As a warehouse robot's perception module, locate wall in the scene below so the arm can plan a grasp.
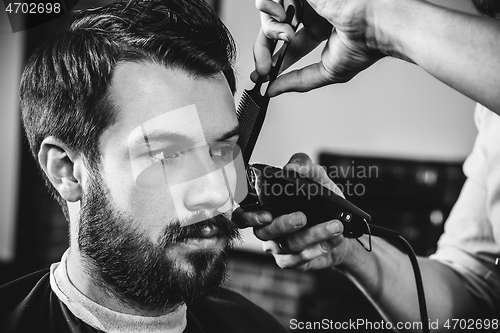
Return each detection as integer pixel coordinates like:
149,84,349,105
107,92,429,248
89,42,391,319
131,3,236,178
0,9,22,262
220,0,479,250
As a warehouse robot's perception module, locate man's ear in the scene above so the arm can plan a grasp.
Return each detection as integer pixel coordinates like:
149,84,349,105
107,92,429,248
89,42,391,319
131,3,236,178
38,137,85,202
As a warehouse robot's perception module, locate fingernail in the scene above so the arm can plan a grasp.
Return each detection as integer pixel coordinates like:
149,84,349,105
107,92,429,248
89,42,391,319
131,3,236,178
278,33,289,42
258,211,272,224
293,213,306,227
328,220,341,234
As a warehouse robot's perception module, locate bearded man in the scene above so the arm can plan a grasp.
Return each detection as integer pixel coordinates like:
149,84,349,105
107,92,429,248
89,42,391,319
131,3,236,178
0,1,293,332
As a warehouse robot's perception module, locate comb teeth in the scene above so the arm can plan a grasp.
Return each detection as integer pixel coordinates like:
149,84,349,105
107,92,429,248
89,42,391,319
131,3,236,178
236,5,299,165
236,90,261,160
236,90,253,117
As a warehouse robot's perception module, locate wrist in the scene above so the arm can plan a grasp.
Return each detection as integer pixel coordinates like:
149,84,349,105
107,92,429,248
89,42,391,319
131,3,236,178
367,0,422,62
336,235,389,295
336,236,372,275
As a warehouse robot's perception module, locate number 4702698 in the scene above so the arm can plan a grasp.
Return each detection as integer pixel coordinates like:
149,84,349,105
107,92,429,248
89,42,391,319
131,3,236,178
444,318,499,330
5,2,61,14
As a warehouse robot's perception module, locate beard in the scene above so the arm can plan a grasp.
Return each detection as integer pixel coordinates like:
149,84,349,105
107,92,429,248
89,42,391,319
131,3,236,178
77,169,241,312
471,0,500,18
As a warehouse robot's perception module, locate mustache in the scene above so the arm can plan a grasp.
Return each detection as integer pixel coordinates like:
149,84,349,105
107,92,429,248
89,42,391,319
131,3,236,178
159,213,240,245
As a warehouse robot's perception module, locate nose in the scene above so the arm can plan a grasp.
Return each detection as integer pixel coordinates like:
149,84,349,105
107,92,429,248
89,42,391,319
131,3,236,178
183,152,232,212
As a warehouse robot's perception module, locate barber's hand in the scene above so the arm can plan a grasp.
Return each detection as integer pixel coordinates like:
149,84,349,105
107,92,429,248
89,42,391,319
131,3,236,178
232,153,357,271
252,0,384,97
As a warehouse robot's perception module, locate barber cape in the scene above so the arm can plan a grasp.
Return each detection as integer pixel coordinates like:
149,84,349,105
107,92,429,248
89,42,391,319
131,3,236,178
0,260,287,333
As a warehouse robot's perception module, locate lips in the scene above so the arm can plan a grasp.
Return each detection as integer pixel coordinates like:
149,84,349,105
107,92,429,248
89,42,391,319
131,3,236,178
198,224,218,238
177,224,223,250
178,222,220,242
160,214,238,247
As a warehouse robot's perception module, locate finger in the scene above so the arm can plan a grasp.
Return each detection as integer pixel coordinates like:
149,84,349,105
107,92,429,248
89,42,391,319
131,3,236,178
282,220,343,251
258,0,332,79
254,0,297,77
269,232,345,266
255,0,286,21
283,152,314,176
260,10,296,41
285,152,313,167
275,235,345,270
325,179,345,198
283,153,325,192
253,211,306,241
254,23,296,77
253,28,276,77
267,61,333,97
299,234,345,261
262,239,281,255
250,70,268,83
252,40,297,82
232,207,273,228
302,162,345,198
283,153,346,199
251,24,325,82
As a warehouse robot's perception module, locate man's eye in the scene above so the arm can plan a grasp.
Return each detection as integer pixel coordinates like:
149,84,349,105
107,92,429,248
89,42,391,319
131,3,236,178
151,147,183,164
210,142,238,162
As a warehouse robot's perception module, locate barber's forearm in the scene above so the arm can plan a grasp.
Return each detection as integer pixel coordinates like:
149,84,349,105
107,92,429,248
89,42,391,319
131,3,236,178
338,237,423,325
338,237,485,330
373,0,500,113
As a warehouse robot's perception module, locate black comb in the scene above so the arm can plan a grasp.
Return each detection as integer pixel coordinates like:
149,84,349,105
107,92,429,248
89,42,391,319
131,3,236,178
236,4,300,165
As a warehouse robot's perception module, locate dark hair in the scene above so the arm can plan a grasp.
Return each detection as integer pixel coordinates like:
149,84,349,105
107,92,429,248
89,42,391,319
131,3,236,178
20,0,237,216
471,0,500,18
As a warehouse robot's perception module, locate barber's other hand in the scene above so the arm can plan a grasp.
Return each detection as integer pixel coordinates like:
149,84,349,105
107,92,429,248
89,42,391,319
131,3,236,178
232,153,357,271
253,0,384,97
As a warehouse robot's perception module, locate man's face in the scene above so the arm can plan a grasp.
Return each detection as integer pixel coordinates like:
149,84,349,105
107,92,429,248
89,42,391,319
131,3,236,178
78,62,245,310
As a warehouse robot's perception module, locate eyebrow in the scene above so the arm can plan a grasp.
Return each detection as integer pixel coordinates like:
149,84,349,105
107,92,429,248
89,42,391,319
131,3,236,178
215,125,240,142
138,130,196,146
131,125,240,147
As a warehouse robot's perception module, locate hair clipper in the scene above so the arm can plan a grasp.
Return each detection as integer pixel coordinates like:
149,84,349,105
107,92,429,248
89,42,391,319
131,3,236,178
239,163,371,238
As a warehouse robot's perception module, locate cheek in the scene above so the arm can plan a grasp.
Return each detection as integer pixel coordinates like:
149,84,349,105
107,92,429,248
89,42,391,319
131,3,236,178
130,187,177,225
102,162,178,235
226,152,248,204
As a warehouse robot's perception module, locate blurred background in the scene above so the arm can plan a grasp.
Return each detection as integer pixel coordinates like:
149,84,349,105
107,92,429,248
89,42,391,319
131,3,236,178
0,0,478,331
